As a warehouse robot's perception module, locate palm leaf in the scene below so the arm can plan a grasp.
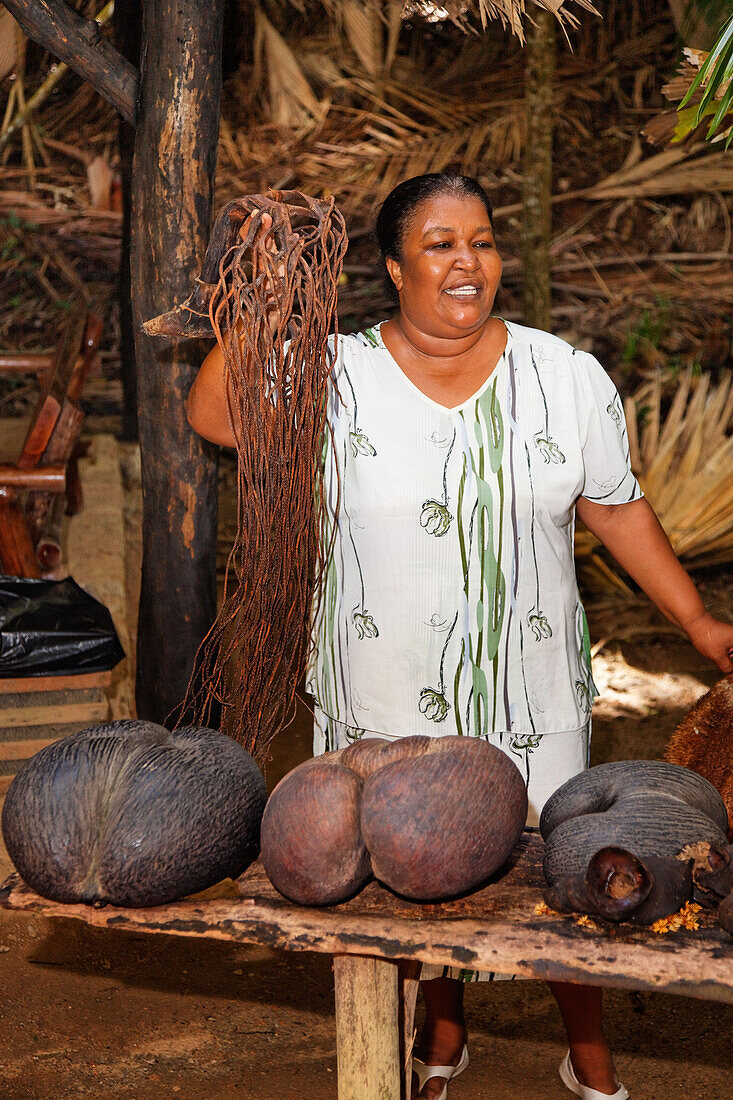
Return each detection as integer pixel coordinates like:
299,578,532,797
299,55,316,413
679,13,733,146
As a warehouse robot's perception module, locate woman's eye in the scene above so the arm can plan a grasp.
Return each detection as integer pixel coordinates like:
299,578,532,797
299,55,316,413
475,240,494,249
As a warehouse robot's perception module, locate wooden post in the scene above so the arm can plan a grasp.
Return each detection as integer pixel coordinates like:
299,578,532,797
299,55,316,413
521,9,556,331
130,0,224,724
113,0,141,443
399,960,421,1099
333,954,401,1100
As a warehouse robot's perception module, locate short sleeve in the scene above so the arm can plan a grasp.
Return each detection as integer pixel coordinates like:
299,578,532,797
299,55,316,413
574,351,643,505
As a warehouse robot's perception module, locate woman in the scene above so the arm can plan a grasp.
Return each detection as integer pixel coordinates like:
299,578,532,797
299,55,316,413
187,173,733,1100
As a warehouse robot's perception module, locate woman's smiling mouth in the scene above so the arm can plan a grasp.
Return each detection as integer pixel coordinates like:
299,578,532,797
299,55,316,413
445,286,481,299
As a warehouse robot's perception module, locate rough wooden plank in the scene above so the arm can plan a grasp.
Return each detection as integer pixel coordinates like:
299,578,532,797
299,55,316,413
399,961,421,1099
0,721,105,745
0,701,108,729
2,835,732,1003
334,955,401,1100
0,736,77,762
0,688,104,709
0,671,112,694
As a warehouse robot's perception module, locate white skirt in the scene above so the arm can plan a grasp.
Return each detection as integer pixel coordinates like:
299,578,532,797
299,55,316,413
312,714,591,983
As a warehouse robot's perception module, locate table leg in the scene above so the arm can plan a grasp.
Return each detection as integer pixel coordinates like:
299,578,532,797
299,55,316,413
334,953,401,1100
399,960,421,1098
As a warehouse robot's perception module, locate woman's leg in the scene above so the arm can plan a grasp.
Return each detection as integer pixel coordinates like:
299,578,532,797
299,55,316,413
412,978,467,1100
550,981,621,1094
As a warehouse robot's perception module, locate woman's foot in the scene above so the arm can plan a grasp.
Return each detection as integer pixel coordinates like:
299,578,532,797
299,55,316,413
549,982,623,1096
566,1043,623,1095
411,1020,468,1100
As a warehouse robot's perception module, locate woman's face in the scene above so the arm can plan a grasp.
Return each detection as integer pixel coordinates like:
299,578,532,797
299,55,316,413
386,191,502,339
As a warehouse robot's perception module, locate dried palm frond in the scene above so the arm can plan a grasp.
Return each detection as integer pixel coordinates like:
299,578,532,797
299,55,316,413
339,0,386,75
576,370,733,594
296,111,524,215
222,62,528,219
408,0,599,40
586,146,733,198
253,5,328,130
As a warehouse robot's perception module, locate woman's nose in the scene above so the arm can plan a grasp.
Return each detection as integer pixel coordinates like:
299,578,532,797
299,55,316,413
454,244,478,268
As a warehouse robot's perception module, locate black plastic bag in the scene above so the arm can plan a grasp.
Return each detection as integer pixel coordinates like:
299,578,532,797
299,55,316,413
0,576,125,677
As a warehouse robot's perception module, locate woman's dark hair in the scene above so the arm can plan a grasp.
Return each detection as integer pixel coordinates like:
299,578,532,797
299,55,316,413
375,173,493,264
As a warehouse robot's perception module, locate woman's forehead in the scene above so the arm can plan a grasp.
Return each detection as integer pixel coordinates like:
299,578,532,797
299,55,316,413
407,192,492,237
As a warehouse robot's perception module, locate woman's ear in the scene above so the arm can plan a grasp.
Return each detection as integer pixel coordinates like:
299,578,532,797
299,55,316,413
385,256,403,293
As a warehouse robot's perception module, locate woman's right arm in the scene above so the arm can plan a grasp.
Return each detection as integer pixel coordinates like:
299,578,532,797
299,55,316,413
186,341,237,448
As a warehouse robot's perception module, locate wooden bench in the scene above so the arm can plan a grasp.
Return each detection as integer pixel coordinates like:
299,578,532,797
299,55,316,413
2,833,731,1099
0,311,102,576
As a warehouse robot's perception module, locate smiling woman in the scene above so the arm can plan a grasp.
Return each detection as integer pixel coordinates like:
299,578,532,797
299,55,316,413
185,173,733,1100
377,181,506,409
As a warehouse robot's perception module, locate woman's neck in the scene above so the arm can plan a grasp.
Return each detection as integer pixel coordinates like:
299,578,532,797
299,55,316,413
380,315,508,408
391,314,490,367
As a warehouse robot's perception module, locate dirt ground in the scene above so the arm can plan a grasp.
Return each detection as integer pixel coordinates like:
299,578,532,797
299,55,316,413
1,452,731,1099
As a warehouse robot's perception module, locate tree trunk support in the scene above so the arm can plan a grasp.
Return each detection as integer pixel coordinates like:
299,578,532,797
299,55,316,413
130,0,224,724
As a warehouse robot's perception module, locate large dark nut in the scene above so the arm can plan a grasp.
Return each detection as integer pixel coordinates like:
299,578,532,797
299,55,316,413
544,846,694,926
1,720,267,907
260,759,372,905
540,760,728,885
360,737,527,900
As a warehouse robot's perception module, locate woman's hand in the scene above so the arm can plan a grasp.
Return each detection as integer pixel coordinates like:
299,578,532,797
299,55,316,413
683,612,733,676
187,206,288,447
240,210,287,323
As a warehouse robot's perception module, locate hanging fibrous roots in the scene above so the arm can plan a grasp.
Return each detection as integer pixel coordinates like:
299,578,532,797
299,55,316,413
144,191,348,762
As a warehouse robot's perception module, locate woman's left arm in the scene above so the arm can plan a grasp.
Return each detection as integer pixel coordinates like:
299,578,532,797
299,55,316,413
576,495,733,675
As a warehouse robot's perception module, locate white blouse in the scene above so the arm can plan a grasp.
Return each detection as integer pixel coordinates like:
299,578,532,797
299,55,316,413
306,320,641,752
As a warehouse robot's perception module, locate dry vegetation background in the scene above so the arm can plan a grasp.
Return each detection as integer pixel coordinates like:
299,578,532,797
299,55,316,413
1,0,732,599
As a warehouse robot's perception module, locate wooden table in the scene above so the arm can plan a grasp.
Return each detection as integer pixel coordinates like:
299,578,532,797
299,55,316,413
2,833,732,1099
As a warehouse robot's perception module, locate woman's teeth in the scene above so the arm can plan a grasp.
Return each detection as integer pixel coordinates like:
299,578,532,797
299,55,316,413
445,287,479,297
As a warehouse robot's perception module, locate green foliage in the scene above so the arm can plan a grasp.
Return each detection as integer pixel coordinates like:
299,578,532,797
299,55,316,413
622,296,672,363
679,13,733,148
1,235,20,261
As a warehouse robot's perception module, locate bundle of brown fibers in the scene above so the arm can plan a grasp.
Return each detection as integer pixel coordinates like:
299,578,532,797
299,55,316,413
144,191,348,762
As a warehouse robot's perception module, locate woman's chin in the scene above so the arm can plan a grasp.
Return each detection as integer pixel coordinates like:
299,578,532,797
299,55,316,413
439,298,490,330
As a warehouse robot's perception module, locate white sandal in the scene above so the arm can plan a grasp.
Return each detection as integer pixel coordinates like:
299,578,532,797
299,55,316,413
559,1050,629,1100
412,1044,469,1100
